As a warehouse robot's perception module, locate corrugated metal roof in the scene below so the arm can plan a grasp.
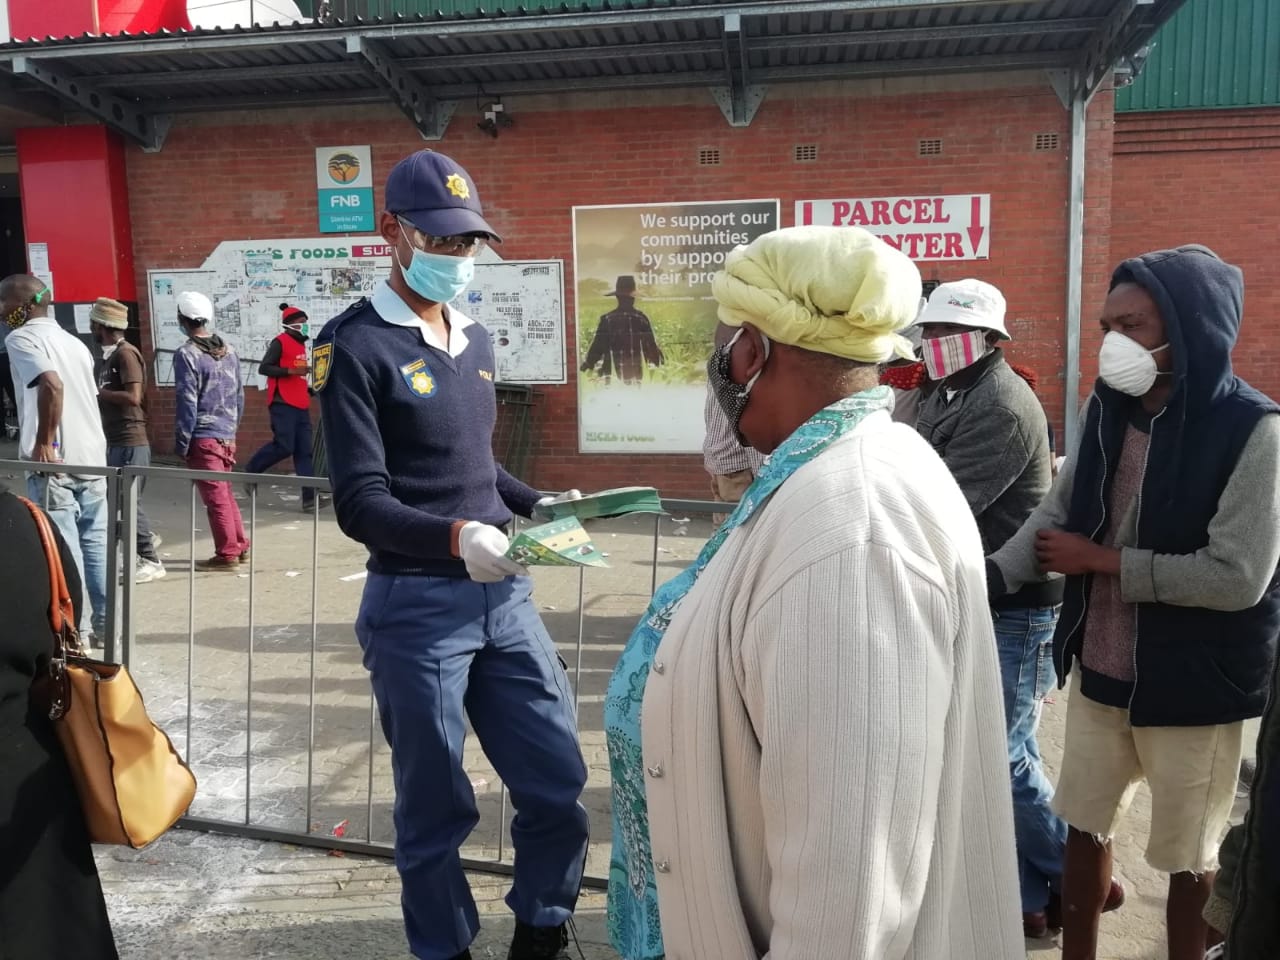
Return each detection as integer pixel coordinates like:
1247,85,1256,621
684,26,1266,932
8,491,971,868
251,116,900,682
1116,0,1280,111
0,1,1188,143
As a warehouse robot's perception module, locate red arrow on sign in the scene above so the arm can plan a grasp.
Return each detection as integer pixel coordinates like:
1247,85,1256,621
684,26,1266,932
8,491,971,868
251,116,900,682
967,196,985,255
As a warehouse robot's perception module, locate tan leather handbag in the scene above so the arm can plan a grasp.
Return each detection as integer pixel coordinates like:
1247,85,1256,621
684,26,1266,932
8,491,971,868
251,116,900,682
22,496,197,848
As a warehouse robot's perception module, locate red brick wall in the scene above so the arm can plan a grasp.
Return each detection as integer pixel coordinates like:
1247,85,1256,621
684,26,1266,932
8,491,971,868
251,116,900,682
1111,108,1280,401
127,77,1114,496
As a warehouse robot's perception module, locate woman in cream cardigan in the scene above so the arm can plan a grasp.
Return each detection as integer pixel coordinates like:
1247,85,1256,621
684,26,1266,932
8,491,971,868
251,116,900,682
604,226,1024,960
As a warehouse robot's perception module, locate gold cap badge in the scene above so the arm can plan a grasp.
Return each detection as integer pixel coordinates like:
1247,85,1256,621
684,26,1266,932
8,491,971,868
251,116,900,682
445,174,470,200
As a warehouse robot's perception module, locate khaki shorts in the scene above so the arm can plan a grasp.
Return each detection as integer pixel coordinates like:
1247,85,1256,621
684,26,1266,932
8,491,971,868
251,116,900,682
710,469,753,503
1053,683,1243,874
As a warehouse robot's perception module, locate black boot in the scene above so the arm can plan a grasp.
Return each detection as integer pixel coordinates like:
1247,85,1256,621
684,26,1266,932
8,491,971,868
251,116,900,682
507,921,569,960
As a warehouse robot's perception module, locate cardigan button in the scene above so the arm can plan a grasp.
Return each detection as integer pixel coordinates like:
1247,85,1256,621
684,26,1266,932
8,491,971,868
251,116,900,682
655,859,671,873
651,660,666,674
647,762,664,778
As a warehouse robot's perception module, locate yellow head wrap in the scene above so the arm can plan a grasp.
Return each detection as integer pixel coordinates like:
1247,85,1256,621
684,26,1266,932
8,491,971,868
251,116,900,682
711,225,923,363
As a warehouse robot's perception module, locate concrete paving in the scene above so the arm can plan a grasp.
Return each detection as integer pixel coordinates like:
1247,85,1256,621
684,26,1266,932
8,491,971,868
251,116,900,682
0,448,1257,959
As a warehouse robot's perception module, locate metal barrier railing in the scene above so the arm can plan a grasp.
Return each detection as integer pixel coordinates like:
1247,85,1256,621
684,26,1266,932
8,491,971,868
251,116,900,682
0,456,723,889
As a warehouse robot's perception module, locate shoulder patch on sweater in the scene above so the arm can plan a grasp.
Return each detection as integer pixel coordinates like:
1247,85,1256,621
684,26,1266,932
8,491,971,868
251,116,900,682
311,298,369,392
311,343,333,392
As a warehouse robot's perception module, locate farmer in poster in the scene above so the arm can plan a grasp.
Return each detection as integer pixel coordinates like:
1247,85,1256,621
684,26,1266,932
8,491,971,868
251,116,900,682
580,276,664,384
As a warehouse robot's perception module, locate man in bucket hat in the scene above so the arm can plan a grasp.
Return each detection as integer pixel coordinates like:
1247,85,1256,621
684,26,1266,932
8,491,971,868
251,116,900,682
915,279,1123,936
91,297,165,583
314,150,589,960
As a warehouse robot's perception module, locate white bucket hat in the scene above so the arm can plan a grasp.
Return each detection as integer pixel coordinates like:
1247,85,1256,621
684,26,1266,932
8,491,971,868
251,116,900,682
918,279,1009,340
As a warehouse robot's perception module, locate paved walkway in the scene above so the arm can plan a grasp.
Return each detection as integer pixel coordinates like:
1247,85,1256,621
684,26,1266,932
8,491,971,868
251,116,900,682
2,450,1254,959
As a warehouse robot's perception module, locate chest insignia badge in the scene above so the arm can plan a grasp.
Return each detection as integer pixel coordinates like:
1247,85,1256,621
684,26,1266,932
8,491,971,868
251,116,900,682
400,358,437,397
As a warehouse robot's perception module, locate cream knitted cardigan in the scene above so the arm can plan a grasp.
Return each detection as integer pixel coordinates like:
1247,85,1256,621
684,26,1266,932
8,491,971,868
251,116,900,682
640,412,1023,960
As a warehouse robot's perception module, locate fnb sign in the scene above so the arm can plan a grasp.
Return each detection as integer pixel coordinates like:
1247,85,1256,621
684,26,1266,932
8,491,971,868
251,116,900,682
796,194,991,261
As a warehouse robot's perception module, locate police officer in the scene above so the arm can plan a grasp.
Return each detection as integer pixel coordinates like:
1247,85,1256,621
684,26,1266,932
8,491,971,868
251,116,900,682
313,150,589,960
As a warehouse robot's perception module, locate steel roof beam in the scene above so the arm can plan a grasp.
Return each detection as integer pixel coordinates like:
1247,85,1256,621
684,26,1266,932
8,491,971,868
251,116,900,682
714,13,766,127
0,2,1115,60
141,50,1075,114
1076,0,1153,101
71,16,1105,90
9,54,169,150
345,35,455,141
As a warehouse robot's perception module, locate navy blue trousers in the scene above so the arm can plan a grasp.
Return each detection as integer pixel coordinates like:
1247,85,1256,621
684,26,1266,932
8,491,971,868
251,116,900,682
246,402,316,502
356,573,590,960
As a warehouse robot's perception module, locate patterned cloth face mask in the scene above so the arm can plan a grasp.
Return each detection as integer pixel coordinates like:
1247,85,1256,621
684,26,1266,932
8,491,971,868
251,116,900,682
5,288,45,330
922,329,988,381
706,328,770,446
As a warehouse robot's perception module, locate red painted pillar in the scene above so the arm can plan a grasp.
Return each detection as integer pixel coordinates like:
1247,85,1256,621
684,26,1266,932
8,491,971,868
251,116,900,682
16,125,136,301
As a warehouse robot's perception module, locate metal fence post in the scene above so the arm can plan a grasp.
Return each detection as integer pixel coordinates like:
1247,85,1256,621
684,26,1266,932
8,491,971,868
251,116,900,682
186,482,197,761
118,468,139,666
103,470,122,662
245,487,257,826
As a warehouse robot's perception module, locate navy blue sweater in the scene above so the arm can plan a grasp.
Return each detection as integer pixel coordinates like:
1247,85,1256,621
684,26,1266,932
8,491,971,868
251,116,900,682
314,293,541,577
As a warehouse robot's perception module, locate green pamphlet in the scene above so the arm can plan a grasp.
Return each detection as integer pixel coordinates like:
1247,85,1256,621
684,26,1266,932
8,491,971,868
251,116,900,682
547,486,664,521
505,517,609,568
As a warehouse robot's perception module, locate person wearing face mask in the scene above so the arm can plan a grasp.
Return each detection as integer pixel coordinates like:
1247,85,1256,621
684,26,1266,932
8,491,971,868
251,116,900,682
702,320,766,523
312,150,589,960
914,279,1107,938
605,226,1023,960
877,312,932,425
989,246,1280,960
173,290,250,572
2,274,109,647
92,297,165,584
244,303,323,513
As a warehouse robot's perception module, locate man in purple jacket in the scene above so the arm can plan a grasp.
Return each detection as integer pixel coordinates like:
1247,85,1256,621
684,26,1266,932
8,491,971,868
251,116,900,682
173,291,249,570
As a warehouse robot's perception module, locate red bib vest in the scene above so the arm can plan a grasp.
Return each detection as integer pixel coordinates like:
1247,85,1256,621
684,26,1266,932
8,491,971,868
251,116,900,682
268,332,310,409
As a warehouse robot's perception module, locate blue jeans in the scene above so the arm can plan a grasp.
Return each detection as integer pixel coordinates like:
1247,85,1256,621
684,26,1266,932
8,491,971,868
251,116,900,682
107,444,159,562
356,573,590,960
246,403,316,504
993,604,1068,913
27,473,109,638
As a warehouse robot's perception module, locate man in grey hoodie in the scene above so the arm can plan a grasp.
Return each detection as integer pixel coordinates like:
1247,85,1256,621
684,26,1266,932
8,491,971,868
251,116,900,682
989,246,1280,960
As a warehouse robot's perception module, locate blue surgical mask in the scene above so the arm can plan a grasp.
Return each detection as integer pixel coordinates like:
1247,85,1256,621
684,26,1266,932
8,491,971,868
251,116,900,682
395,221,475,304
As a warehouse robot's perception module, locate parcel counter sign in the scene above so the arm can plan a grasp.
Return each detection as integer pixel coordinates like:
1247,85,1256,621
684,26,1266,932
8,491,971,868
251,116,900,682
797,194,991,261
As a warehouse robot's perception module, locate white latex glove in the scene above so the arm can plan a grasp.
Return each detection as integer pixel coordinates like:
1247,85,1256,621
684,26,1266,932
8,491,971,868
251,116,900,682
534,489,582,520
457,522,527,583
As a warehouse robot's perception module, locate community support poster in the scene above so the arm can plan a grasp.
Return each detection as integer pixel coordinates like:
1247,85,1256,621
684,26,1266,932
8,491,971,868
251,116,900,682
572,200,779,454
